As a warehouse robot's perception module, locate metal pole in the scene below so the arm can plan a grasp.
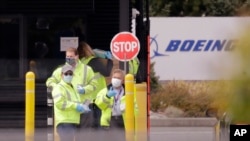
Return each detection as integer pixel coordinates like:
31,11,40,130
25,71,35,141
119,0,130,73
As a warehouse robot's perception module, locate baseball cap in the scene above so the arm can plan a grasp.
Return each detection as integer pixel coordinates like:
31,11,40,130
61,64,73,73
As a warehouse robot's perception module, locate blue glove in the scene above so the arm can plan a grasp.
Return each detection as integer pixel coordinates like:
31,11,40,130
77,85,85,94
82,104,91,113
76,104,91,113
76,104,85,113
105,51,112,59
107,90,117,97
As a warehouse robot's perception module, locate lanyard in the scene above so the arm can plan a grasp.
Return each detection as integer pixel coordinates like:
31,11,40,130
113,87,123,104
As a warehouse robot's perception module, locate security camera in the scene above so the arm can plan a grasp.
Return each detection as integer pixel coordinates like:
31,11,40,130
132,8,140,19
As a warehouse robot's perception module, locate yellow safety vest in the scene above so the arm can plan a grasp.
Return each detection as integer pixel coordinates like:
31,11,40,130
52,80,82,127
129,57,140,76
80,57,107,100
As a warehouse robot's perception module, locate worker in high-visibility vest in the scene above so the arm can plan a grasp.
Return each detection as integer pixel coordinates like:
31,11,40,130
52,64,91,141
94,69,138,141
128,57,140,77
77,41,113,129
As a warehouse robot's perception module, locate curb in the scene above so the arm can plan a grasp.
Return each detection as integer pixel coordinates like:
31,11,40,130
150,117,218,127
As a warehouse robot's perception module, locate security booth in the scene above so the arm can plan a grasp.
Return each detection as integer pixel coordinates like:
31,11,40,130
0,0,149,136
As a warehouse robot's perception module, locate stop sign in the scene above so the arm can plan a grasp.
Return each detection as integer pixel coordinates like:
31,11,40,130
110,31,140,61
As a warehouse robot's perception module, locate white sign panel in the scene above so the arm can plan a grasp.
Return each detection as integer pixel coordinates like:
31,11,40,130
60,37,79,51
150,17,250,80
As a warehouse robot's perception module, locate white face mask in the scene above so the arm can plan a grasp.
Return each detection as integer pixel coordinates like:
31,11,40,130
63,75,73,83
111,78,122,88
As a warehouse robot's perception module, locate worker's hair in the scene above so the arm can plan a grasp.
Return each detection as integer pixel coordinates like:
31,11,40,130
77,41,95,59
112,69,125,78
66,47,78,55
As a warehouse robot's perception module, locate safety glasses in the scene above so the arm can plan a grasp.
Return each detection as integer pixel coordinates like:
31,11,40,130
64,72,73,76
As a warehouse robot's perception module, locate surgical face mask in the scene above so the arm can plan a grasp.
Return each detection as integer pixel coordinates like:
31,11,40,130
111,78,122,88
66,58,76,66
63,75,73,83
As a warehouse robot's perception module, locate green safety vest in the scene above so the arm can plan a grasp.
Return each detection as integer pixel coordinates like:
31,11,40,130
80,57,107,99
52,80,81,127
129,57,140,76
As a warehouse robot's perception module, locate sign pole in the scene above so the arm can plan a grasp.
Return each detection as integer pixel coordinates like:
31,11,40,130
124,53,127,73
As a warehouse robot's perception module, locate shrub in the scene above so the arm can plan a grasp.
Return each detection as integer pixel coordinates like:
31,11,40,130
150,80,231,117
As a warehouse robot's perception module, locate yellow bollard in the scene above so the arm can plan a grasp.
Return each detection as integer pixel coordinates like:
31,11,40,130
125,74,135,141
215,120,220,141
25,71,35,141
135,83,147,141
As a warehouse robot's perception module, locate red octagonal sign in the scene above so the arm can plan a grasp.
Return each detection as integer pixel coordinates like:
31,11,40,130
110,31,140,61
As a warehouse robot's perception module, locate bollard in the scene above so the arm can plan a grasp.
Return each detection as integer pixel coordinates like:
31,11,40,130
135,83,147,141
125,74,135,141
25,71,35,141
215,120,220,141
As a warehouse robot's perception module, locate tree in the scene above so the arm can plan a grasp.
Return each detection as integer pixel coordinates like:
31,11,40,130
149,0,250,17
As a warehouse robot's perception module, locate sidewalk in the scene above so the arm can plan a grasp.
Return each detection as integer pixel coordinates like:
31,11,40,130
150,117,218,127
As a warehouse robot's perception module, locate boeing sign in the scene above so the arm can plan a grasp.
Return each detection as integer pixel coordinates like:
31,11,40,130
165,39,237,52
150,17,250,80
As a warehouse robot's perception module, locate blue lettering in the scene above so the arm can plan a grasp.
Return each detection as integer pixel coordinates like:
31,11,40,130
180,40,194,51
166,40,181,51
212,40,226,51
165,39,236,52
194,40,206,51
204,40,213,51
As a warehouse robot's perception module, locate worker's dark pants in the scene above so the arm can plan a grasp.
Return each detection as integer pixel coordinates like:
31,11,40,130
57,123,77,141
91,103,101,129
97,116,125,141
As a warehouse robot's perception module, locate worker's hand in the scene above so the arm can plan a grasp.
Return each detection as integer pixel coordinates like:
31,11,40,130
77,85,85,94
76,104,85,113
105,51,112,59
107,90,117,98
76,104,91,113
82,104,91,113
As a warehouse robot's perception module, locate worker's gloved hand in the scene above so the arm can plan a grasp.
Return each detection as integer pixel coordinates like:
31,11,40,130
105,51,112,59
76,104,91,113
82,104,91,113
76,104,85,113
77,85,85,94
107,90,117,98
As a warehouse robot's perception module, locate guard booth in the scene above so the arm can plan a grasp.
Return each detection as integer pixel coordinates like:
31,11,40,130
0,0,149,133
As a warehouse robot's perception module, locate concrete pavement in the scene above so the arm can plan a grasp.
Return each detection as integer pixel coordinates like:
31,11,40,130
0,117,220,141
